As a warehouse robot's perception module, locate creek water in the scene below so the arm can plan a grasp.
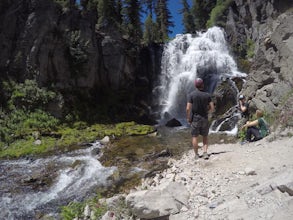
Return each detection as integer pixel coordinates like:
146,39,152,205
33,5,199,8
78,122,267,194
0,142,116,219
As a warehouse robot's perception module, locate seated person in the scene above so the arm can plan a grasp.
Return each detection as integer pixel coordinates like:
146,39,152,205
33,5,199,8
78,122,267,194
241,109,269,142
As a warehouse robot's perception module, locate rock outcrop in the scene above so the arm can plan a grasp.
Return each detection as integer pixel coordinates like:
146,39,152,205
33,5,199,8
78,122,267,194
0,0,161,122
225,0,293,117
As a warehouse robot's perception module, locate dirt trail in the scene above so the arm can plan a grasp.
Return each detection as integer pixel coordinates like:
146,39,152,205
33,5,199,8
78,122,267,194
144,129,293,219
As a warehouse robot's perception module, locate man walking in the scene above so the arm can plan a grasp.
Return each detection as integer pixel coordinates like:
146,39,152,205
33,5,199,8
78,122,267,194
186,78,214,160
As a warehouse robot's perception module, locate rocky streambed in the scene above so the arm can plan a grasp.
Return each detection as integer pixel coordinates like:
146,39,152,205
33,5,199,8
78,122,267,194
0,125,237,219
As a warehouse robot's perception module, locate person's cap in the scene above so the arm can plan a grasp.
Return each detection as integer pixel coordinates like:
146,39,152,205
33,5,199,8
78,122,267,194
194,78,204,88
239,95,245,100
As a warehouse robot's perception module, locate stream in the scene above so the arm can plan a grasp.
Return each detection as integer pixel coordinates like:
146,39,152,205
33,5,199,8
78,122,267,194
0,126,237,219
0,142,116,219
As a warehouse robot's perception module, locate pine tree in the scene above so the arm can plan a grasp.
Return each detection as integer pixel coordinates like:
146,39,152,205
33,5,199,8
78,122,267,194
122,0,142,43
143,14,159,44
180,0,195,33
144,0,156,17
192,0,216,30
155,0,174,42
97,0,117,30
116,0,123,25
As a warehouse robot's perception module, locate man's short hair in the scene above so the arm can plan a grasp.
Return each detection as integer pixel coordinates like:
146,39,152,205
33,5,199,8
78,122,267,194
195,78,204,89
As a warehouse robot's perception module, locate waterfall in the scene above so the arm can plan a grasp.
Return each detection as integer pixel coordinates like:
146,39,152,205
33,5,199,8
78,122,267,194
154,27,246,126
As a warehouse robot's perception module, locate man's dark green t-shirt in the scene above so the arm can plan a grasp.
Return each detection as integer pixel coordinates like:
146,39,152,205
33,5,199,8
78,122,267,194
188,90,212,119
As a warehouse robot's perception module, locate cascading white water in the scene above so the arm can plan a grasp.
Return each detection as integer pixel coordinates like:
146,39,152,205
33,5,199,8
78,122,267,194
155,27,246,125
0,142,117,219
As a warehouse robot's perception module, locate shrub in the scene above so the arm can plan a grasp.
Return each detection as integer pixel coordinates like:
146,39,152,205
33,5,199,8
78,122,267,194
61,201,85,220
206,0,233,28
60,195,107,220
5,79,56,111
246,38,255,58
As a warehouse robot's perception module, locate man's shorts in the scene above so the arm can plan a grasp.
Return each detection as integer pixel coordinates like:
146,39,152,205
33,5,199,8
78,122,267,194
191,115,209,137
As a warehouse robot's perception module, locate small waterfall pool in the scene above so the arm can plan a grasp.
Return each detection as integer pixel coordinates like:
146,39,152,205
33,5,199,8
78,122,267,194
0,142,116,219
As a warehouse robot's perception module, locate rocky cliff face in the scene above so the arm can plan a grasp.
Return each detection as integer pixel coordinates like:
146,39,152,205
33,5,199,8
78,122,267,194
225,0,293,122
1,0,292,125
0,0,161,123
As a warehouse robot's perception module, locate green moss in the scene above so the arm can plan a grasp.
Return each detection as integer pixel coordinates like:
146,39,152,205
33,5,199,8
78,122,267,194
0,122,155,159
0,137,56,158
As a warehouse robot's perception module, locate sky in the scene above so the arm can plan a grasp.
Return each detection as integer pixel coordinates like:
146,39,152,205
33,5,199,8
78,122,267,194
168,0,193,37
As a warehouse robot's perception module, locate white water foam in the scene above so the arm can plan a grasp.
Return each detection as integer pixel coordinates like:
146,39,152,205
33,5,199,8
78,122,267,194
0,141,116,219
155,27,246,124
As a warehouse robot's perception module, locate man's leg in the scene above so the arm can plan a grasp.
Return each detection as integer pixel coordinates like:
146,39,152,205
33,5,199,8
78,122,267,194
202,135,208,153
191,120,200,159
201,118,209,159
192,136,199,156
202,135,209,159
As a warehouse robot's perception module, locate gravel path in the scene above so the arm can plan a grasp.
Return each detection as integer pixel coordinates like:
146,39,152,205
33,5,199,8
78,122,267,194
140,130,293,219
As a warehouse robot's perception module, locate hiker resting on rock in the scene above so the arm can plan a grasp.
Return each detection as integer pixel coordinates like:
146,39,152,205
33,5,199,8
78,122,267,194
186,78,214,160
241,109,269,142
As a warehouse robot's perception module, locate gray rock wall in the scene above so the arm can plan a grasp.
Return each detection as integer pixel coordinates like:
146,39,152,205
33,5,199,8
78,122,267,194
225,0,293,118
0,0,161,122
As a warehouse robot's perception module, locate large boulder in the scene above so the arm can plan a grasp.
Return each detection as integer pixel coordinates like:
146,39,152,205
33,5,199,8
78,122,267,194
125,182,190,219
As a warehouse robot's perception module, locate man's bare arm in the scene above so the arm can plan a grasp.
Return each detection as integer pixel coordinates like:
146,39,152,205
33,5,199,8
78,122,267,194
186,102,192,123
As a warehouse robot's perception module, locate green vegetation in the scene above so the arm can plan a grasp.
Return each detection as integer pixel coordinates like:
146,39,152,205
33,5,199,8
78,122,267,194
143,14,159,45
180,0,195,33
246,38,255,58
192,0,216,30
61,195,107,220
0,80,155,159
238,58,251,73
0,120,155,159
0,79,60,146
65,30,89,78
206,0,233,28
61,201,85,220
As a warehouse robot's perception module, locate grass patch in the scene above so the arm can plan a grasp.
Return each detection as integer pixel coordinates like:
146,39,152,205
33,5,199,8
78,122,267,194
61,194,107,220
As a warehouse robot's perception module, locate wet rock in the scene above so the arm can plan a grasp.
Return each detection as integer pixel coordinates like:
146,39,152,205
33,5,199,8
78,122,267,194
100,136,110,145
71,160,82,169
165,118,182,127
84,204,90,218
91,148,101,155
34,140,42,145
